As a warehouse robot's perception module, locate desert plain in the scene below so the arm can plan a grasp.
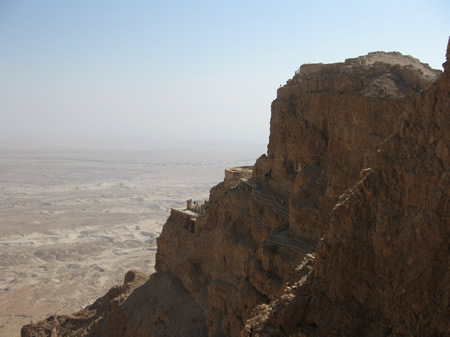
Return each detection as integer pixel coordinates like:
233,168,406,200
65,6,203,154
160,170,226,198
0,146,258,337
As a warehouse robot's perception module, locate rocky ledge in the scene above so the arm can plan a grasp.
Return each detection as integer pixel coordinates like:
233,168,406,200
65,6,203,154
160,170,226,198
22,39,449,337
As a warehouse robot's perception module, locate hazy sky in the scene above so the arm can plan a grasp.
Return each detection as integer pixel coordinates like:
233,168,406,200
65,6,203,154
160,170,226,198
0,1,449,149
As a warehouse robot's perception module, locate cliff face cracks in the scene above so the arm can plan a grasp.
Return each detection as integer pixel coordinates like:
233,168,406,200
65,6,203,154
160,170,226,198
22,40,449,337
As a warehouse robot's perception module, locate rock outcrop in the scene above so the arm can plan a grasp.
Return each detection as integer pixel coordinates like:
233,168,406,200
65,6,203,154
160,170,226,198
22,40,448,337
243,41,449,337
253,51,440,246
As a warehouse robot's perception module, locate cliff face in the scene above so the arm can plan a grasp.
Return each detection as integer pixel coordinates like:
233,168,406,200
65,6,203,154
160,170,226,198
22,41,448,337
243,41,449,336
253,52,440,245
309,43,449,336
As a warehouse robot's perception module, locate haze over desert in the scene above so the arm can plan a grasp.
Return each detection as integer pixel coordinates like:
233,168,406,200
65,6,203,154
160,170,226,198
1,1,448,336
0,146,260,336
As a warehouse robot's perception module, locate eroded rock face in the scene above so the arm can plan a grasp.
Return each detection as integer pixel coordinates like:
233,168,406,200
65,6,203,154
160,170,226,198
310,41,449,337
21,42,448,337
243,40,449,337
156,184,308,337
254,52,440,245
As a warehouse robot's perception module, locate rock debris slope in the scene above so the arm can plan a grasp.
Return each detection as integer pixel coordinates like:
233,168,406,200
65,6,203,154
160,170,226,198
22,40,448,337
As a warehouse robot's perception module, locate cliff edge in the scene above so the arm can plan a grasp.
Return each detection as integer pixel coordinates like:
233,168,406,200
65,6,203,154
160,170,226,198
243,40,449,337
22,40,448,337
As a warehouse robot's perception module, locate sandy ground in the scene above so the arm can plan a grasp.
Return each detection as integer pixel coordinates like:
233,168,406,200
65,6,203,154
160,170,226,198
0,147,258,337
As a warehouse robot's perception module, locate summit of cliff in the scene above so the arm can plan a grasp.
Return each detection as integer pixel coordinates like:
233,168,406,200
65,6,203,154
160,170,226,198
291,51,440,99
255,48,442,247
22,40,449,337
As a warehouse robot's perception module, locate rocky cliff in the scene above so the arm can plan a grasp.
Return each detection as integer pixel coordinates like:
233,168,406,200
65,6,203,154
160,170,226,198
254,51,440,246
22,40,448,337
243,42,449,337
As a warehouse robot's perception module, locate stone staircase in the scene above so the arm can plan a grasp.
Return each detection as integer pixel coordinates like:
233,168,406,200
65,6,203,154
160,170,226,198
240,178,315,254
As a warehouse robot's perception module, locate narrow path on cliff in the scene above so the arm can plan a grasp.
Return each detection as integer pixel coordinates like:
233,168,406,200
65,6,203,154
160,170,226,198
241,178,315,254
267,228,315,253
241,179,288,216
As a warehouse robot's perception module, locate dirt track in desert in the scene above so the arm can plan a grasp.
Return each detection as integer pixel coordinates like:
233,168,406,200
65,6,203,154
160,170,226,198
0,147,258,337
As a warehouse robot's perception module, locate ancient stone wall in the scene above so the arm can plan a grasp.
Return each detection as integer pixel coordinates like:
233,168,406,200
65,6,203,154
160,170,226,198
224,166,253,189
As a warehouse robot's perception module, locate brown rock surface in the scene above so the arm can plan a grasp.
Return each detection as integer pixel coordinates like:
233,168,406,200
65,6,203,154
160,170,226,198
22,270,207,337
253,51,440,245
21,41,449,337
243,40,449,336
